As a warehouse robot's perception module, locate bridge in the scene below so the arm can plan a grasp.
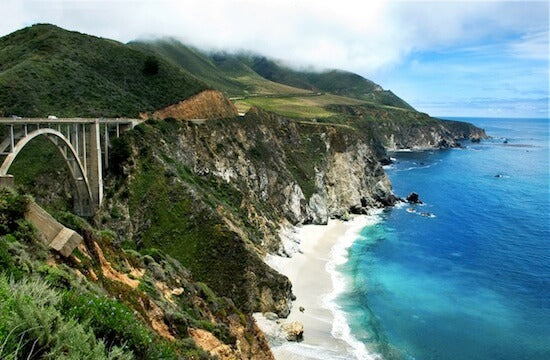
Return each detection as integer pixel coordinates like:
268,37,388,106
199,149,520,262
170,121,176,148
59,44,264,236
0,118,141,216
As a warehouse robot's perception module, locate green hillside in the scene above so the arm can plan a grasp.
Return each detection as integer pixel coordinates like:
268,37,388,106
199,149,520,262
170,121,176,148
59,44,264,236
0,24,207,117
131,40,310,97
243,55,415,110
129,38,413,111
129,39,246,96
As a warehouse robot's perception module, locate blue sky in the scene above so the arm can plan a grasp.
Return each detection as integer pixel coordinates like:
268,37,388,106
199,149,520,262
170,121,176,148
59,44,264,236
0,0,548,118
375,22,549,118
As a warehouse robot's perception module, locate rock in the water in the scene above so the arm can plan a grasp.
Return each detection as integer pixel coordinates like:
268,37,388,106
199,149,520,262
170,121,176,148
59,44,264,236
299,306,305,313
282,322,304,342
471,138,481,143
406,192,422,204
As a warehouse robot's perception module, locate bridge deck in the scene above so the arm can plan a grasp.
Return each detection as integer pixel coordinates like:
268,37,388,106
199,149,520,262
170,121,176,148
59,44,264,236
0,117,142,125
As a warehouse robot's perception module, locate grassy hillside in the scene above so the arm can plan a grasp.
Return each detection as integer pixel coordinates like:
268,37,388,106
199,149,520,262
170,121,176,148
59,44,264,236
242,55,415,110
0,24,207,117
131,40,310,97
129,39,246,96
233,93,368,118
128,39,413,111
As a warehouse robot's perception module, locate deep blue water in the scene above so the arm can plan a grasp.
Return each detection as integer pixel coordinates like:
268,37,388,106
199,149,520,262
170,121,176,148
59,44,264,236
340,117,550,359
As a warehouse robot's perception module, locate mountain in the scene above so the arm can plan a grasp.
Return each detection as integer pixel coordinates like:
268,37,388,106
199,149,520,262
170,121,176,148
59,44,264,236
240,55,415,110
129,38,413,110
130,39,311,97
0,24,207,117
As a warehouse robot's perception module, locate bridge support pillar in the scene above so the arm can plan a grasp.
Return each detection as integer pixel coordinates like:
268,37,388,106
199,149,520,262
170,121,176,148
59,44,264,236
0,174,14,188
87,121,103,210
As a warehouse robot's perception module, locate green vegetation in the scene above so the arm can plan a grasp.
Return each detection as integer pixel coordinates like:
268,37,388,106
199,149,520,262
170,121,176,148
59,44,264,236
0,24,207,117
235,93,367,119
131,40,310,97
241,55,414,110
128,38,413,111
0,188,273,359
0,276,133,360
9,136,74,212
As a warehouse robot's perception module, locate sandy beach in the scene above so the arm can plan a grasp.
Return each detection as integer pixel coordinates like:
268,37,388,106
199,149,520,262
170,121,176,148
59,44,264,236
255,216,382,360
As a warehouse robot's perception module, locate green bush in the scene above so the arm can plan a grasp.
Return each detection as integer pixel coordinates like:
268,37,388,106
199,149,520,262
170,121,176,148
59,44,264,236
143,56,160,76
0,276,132,360
0,188,30,236
61,291,176,358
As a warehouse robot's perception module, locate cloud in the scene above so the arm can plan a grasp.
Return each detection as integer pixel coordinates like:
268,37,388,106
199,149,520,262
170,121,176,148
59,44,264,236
0,0,547,75
0,0,548,117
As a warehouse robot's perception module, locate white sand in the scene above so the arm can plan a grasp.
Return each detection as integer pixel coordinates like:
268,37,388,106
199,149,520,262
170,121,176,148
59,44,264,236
255,216,382,360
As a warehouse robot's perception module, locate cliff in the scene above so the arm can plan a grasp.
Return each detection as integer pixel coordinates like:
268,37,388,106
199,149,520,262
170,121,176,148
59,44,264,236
327,104,488,153
98,108,397,319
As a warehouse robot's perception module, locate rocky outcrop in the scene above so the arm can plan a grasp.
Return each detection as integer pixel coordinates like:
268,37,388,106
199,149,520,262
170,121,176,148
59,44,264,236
406,192,421,204
151,90,239,120
282,322,304,342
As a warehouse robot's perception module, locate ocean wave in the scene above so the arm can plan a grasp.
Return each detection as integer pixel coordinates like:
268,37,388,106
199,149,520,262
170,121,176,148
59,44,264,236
394,163,437,172
273,342,351,360
323,213,384,360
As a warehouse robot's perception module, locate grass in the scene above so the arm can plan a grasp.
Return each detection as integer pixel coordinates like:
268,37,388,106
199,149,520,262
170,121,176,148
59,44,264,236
234,93,367,118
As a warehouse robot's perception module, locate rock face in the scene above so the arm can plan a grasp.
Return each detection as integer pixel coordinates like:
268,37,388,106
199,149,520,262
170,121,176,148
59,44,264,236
327,104,488,152
151,90,239,120
102,107,396,317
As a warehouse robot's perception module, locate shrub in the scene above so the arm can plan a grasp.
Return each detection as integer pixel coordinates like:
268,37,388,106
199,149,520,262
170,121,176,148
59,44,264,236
0,276,132,360
143,56,160,76
61,290,176,358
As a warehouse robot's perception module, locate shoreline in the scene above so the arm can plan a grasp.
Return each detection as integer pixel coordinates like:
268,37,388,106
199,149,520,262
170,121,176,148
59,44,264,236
255,215,382,360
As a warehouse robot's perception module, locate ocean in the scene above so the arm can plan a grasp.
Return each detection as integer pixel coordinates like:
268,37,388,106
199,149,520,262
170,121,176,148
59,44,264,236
337,117,550,359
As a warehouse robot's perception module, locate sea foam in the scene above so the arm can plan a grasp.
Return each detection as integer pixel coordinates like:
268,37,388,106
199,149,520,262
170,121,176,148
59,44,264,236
323,213,384,360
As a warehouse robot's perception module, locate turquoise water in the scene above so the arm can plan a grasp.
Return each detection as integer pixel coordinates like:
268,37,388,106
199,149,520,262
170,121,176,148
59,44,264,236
340,118,550,359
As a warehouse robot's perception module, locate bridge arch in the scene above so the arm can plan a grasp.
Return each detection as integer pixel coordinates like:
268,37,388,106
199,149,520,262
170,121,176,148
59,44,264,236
0,128,94,215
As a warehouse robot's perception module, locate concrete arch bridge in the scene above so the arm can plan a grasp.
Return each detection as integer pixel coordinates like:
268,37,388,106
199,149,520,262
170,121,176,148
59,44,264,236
0,118,141,216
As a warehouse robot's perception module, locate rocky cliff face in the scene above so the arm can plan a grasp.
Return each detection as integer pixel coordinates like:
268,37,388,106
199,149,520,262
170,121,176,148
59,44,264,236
101,108,397,317
373,118,487,151
328,104,488,153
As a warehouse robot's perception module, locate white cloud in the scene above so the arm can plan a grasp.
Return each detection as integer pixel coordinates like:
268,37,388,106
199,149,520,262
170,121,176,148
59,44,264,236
0,0,547,75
